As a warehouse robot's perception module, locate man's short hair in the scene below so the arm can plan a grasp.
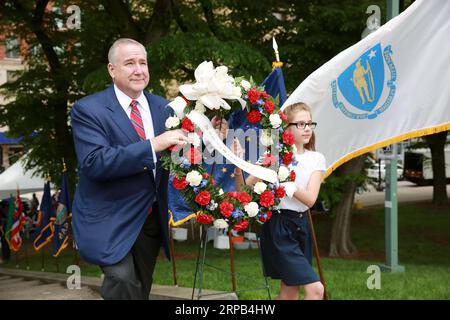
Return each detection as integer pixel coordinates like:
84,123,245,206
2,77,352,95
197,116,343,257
108,38,147,65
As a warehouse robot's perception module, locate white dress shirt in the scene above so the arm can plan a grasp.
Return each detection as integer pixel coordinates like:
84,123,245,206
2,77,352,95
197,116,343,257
278,150,326,212
114,85,157,178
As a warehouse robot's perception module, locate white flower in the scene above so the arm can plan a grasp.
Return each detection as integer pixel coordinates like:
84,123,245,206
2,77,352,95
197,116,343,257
280,182,297,198
168,96,187,119
213,219,229,229
165,116,180,129
187,132,201,147
194,101,206,113
219,188,224,195
269,114,282,128
260,130,274,147
254,181,267,195
278,166,290,182
240,80,251,91
186,170,203,186
179,61,246,111
244,202,259,217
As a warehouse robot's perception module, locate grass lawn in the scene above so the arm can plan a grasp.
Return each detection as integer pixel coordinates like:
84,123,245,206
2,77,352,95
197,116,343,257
2,201,449,299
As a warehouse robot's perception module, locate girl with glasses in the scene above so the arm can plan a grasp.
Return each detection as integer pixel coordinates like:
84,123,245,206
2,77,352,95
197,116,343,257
233,102,326,300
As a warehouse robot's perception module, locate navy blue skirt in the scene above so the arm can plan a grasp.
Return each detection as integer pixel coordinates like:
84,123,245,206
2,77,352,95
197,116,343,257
260,209,319,286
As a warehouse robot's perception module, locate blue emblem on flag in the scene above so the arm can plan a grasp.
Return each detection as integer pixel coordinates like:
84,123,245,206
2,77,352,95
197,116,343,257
331,43,397,120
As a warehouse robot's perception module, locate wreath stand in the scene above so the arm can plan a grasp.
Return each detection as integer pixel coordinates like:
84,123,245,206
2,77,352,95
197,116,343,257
191,224,271,300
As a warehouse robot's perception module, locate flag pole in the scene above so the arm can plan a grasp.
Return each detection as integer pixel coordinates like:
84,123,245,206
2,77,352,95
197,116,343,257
24,240,30,270
168,225,178,286
41,249,45,271
307,210,328,300
227,231,237,292
55,256,59,273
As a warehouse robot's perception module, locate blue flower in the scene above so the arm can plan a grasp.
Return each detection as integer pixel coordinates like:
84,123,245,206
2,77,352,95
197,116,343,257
231,209,244,219
200,179,208,188
180,157,191,169
257,99,264,106
193,187,200,194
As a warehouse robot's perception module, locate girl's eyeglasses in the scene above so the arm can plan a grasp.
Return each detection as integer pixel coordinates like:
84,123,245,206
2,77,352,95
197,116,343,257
289,121,317,130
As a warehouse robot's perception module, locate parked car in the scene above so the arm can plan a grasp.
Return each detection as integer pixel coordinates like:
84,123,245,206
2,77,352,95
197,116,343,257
367,161,404,181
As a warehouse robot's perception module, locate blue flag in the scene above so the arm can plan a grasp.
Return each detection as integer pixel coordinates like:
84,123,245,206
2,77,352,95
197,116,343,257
169,67,287,226
33,181,55,251
53,171,71,257
261,67,287,106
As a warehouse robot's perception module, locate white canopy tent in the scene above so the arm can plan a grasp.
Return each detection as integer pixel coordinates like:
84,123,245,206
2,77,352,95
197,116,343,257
0,156,50,199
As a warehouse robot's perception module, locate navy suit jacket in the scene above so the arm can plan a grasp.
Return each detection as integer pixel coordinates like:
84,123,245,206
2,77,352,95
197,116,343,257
70,85,171,266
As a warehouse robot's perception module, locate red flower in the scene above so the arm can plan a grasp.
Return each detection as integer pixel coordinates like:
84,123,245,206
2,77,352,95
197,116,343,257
237,192,251,205
262,153,277,167
260,91,269,100
259,191,275,208
264,100,275,114
197,213,213,225
282,131,295,145
259,210,272,223
247,110,262,124
181,117,194,132
202,173,209,179
233,220,249,232
219,201,234,218
290,170,296,181
282,151,293,165
226,191,239,199
186,147,202,165
172,176,189,190
195,191,211,206
247,88,261,104
279,110,288,122
275,186,286,198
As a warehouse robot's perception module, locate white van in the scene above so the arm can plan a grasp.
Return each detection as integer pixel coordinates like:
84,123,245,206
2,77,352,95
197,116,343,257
403,147,450,185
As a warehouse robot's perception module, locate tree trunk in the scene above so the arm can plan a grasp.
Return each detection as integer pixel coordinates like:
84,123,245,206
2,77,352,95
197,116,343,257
144,0,173,44
329,155,365,257
425,131,449,206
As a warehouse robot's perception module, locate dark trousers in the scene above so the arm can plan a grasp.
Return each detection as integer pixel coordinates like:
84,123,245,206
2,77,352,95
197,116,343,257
100,204,162,300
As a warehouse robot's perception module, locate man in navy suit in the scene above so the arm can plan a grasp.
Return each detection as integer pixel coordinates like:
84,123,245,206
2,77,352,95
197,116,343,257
70,38,187,299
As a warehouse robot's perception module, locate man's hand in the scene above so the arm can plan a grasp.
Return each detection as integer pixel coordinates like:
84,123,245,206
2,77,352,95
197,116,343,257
211,116,228,141
151,129,187,153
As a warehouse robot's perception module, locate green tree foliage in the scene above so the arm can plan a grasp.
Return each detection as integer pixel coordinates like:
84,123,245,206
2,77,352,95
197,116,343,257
1,0,390,193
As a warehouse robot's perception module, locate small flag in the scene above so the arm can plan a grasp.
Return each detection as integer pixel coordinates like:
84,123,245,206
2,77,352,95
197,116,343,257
7,190,25,252
33,181,55,251
52,170,71,257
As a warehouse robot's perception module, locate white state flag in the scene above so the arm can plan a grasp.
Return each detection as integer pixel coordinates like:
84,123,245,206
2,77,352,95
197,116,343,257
282,0,450,178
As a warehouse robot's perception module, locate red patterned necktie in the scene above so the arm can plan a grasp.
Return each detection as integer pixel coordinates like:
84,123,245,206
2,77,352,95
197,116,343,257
129,99,146,140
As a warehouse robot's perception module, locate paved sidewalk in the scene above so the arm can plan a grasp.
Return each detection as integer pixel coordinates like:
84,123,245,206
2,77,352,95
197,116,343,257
0,268,238,300
355,181,450,207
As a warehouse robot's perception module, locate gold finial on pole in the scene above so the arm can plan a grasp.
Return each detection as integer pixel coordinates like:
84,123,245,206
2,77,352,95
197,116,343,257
62,158,67,172
272,36,283,69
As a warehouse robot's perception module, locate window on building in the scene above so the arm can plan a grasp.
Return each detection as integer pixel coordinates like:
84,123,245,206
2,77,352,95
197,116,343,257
5,37,20,59
6,70,18,83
